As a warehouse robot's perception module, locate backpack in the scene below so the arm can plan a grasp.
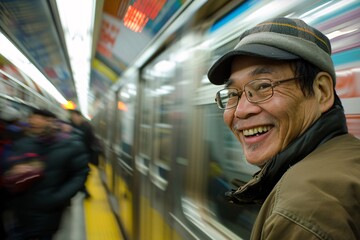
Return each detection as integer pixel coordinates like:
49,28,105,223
2,152,45,193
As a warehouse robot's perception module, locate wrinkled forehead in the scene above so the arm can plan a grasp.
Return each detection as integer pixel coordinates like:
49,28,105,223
229,56,295,79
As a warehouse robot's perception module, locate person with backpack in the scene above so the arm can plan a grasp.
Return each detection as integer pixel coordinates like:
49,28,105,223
0,105,25,240
68,109,98,199
3,108,89,239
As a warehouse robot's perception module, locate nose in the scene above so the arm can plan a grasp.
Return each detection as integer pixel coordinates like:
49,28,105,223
233,93,261,118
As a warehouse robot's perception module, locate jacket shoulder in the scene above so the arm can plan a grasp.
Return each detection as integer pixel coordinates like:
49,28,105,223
254,134,360,240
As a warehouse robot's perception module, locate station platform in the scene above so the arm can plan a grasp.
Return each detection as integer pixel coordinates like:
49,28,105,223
53,165,124,240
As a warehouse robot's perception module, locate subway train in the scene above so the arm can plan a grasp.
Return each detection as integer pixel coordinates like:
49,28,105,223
91,1,360,240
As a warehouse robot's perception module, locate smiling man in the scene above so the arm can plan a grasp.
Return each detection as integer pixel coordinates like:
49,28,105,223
208,17,360,239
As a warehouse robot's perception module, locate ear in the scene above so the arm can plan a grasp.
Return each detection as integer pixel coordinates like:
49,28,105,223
313,72,334,113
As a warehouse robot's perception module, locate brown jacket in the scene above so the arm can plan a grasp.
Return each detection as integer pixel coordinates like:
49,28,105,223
251,134,360,240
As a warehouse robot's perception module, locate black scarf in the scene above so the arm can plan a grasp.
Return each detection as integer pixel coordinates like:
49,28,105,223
225,104,348,205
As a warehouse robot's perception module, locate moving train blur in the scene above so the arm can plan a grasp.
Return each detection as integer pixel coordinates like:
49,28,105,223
1,0,360,240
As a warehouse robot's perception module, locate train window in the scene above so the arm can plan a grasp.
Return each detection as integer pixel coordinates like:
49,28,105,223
202,103,260,239
117,83,137,167
99,110,107,140
139,58,177,184
139,125,151,165
114,94,122,150
152,77,174,181
154,125,172,174
107,94,116,143
99,93,116,152
138,79,154,166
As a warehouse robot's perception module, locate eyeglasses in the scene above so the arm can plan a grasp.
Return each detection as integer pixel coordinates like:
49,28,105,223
215,77,298,110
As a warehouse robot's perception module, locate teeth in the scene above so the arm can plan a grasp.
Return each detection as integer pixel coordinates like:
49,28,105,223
243,126,271,136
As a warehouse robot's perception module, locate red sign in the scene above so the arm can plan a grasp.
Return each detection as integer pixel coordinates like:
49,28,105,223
123,5,149,33
97,15,121,57
133,0,166,20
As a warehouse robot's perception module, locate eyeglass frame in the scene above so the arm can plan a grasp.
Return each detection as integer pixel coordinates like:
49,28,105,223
215,77,299,110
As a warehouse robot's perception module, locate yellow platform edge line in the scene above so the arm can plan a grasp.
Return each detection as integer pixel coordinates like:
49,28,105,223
84,165,123,240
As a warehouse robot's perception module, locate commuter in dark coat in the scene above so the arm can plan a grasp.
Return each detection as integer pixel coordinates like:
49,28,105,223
4,108,89,239
0,106,24,240
69,109,96,198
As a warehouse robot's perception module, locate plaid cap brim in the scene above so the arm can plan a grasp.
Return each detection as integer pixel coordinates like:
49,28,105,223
208,44,299,85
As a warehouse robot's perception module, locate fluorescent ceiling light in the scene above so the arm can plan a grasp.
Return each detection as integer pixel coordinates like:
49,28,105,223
0,32,67,104
56,0,97,117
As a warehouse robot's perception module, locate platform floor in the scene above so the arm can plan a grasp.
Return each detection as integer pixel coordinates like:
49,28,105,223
53,165,123,240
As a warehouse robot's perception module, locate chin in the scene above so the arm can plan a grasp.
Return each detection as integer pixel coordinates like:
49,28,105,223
245,154,269,167
246,158,261,167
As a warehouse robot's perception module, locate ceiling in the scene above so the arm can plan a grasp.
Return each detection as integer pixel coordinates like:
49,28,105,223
0,0,234,117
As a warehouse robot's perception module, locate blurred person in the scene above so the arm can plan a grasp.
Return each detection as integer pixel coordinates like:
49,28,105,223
3,108,89,239
207,17,360,239
68,109,97,199
0,106,25,240
0,106,25,159
55,119,78,139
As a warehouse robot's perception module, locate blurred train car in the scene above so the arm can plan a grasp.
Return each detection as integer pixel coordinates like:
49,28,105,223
92,1,360,239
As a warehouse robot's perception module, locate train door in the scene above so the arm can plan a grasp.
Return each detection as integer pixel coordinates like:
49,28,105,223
103,93,117,191
95,107,106,169
136,57,179,240
112,87,122,218
114,74,138,240
135,74,154,240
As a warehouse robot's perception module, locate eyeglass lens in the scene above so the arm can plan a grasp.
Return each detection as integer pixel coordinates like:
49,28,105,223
216,79,274,109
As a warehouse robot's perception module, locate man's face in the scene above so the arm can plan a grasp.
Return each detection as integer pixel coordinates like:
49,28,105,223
223,56,322,167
